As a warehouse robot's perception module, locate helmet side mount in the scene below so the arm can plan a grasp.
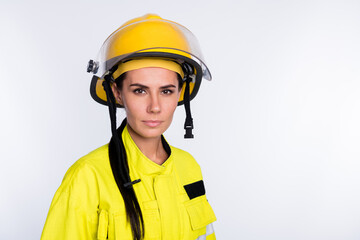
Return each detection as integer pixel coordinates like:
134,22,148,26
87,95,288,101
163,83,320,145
87,59,99,74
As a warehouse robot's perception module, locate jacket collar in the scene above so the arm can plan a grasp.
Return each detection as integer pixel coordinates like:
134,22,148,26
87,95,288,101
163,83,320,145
122,125,173,175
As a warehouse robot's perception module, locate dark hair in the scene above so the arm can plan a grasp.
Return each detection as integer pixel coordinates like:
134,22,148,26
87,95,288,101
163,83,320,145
108,119,144,240
177,73,184,89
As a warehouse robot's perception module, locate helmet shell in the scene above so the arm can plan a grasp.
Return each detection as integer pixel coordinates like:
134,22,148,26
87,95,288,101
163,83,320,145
88,14,211,107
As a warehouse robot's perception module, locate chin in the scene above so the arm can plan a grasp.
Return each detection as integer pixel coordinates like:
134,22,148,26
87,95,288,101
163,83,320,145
130,123,170,140
141,126,168,138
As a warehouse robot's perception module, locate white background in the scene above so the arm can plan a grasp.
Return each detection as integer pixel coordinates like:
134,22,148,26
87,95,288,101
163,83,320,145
1,0,360,239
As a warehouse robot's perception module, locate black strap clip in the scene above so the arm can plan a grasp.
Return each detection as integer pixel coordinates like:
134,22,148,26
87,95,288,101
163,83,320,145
184,117,194,138
123,179,141,189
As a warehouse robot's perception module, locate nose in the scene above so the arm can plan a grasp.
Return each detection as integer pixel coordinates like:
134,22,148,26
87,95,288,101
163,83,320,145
147,94,161,114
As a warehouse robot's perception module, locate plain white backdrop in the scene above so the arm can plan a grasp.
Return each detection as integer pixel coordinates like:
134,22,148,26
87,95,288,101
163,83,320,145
1,0,360,239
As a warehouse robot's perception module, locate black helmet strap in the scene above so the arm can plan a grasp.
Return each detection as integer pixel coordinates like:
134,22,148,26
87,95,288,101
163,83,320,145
183,65,194,139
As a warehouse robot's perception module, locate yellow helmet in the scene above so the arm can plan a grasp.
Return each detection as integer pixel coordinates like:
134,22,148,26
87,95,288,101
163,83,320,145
87,14,211,106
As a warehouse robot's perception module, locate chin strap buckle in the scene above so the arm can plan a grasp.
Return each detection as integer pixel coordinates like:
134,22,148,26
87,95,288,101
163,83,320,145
184,117,194,138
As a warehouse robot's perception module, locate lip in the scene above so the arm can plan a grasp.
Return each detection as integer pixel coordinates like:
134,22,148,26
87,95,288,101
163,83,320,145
143,120,162,128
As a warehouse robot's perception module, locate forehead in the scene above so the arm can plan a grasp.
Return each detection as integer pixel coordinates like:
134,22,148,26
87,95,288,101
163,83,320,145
124,67,178,86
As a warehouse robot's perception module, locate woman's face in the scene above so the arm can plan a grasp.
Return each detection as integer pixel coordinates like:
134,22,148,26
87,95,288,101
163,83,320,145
112,67,181,140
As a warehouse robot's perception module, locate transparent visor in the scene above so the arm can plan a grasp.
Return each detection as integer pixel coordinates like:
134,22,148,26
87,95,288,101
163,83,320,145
88,18,211,81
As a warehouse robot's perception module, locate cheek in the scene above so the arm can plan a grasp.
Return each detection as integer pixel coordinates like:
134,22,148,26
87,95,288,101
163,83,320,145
119,93,139,116
164,98,179,115
123,98,143,116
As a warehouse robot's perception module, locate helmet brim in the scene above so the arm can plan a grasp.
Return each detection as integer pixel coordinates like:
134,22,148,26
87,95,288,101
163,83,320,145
90,52,204,108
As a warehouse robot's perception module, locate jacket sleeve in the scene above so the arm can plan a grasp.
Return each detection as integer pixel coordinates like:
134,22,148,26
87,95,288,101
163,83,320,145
41,162,99,240
195,223,216,240
205,223,216,240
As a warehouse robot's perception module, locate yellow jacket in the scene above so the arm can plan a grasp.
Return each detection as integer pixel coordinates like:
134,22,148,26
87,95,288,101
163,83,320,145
41,126,216,240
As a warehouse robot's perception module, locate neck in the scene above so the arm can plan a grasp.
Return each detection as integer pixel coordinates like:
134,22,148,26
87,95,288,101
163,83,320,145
127,125,168,165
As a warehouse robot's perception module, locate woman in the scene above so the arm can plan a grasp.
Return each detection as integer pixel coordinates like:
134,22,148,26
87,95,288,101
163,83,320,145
41,14,216,240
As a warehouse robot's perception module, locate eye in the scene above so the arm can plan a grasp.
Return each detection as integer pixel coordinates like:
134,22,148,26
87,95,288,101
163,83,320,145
162,89,174,95
133,88,146,94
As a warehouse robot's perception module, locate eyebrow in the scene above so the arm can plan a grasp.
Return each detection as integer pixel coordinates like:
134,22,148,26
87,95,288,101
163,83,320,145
160,84,177,89
129,83,177,89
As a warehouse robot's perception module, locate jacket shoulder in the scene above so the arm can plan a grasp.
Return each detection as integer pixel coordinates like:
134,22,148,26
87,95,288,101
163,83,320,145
171,146,203,185
41,145,110,239
63,144,108,184
52,144,110,210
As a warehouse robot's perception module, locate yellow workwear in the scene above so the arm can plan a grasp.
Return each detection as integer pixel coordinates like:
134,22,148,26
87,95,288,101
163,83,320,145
41,126,216,240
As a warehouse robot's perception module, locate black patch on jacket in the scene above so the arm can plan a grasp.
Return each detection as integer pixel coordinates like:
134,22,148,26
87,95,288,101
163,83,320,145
184,180,205,200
